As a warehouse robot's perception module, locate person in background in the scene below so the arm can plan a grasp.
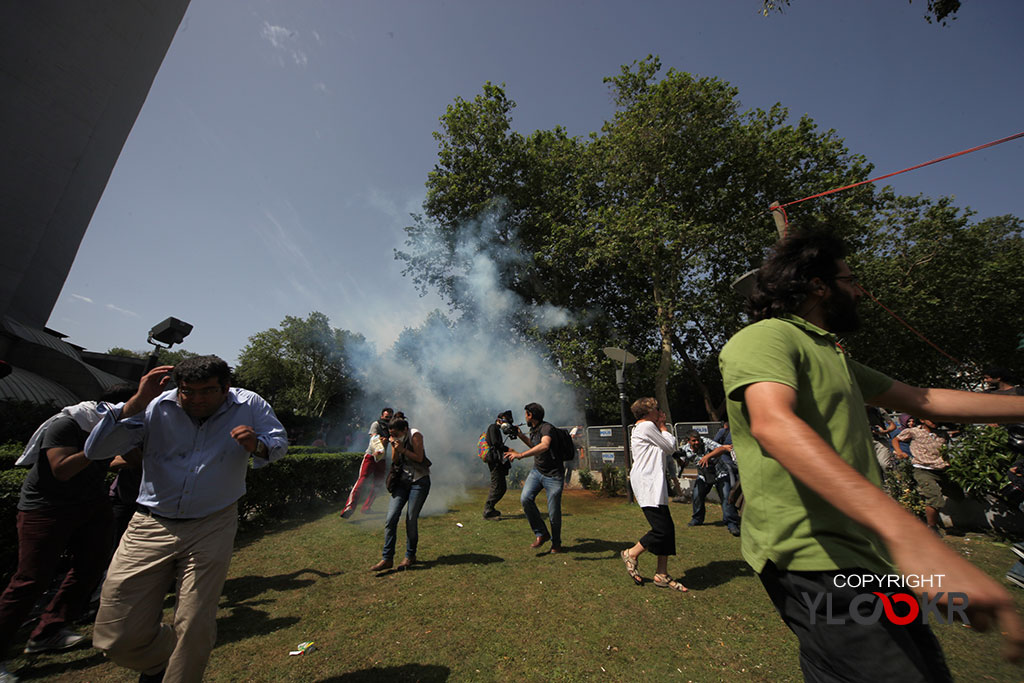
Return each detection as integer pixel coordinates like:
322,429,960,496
482,411,513,519
372,417,431,571
0,384,136,682
340,407,393,518
680,431,741,537
894,418,955,535
506,403,565,553
620,398,686,591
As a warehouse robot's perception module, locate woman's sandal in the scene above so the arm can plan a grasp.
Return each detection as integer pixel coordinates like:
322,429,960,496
620,550,643,585
653,574,688,592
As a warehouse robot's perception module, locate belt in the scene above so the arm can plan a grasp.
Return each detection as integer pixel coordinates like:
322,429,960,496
137,506,198,522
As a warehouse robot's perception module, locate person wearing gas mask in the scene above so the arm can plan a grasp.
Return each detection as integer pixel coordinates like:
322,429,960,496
482,411,515,519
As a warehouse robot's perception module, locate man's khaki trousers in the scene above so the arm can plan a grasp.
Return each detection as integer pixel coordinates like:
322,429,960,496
93,503,237,683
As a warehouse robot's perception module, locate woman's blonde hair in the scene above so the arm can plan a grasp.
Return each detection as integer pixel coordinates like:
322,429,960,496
630,397,659,420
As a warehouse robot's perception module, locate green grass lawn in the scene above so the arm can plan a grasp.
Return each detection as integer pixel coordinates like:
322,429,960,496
9,488,1024,681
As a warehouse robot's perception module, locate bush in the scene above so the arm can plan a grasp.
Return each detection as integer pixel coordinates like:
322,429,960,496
285,445,352,455
944,425,1019,502
0,450,364,580
0,441,24,470
507,462,529,489
599,465,626,497
577,469,596,491
883,458,925,518
239,450,363,526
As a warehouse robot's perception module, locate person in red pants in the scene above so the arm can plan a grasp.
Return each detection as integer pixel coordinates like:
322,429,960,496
340,407,393,518
0,384,136,679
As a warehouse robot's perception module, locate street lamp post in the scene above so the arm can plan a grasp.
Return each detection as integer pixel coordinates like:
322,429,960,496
603,346,637,503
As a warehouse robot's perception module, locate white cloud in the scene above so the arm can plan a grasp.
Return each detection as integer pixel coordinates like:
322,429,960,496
260,21,308,68
105,303,139,318
260,22,292,49
314,82,328,94
70,294,94,304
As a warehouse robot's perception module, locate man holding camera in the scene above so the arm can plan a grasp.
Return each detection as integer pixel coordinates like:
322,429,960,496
506,403,564,553
482,411,514,519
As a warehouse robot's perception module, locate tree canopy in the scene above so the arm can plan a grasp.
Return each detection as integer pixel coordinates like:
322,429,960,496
401,56,1024,422
760,0,963,25
234,312,369,420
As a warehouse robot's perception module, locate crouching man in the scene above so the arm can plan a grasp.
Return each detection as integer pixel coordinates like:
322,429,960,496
86,356,287,683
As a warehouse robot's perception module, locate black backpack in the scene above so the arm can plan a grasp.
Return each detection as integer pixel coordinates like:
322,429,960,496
547,424,576,462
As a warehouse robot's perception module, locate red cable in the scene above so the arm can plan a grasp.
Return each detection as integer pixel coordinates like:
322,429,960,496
776,130,1024,213
765,132,1024,366
857,284,962,366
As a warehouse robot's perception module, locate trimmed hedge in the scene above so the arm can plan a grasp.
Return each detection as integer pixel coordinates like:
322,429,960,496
239,450,363,525
0,441,23,471
0,450,363,580
284,445,352,455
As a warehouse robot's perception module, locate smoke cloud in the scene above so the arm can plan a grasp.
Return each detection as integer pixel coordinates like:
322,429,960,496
341,206,583,518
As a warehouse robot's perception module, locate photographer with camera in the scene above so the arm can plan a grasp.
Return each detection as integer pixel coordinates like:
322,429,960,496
505,403,564,553
483,411,516,519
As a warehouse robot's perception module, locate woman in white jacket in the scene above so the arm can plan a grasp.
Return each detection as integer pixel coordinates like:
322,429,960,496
620,397,687,591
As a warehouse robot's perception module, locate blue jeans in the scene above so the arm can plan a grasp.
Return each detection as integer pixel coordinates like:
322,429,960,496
691,476,740,529
521,469,563,546
382,475,431,560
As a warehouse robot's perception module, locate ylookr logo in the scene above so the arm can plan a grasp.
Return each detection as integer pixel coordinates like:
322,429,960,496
801,574,970,626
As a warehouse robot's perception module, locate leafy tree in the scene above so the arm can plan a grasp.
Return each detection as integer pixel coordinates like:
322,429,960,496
760,0,963,25
850,195,1024,385
234,313,368,420
106,346,198,367
402,57,876,421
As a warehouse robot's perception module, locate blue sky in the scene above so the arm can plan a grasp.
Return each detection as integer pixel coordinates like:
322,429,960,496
48,0,1024,364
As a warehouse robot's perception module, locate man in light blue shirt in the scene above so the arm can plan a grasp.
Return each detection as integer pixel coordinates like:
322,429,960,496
86,355,286,683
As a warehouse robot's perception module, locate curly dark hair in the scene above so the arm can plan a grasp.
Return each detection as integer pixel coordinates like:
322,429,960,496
172,355,231,389
747,231,847,322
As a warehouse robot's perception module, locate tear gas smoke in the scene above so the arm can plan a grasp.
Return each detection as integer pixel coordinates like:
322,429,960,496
342,206,583,518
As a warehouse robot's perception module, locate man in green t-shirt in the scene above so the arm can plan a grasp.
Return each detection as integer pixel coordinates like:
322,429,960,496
719,231,1024,681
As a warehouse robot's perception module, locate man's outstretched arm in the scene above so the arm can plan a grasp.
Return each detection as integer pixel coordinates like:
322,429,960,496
744,380,1024,661
874,381,1024,424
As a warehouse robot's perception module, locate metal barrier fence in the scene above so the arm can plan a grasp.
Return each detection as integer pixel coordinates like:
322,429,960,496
580,421,724,471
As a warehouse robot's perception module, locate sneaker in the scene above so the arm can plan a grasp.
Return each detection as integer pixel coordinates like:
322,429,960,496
24,628,86,653
687,520,703,527
1006,570,1024,590
483,509,501,519
727,524,741,537
1012,542,1024,562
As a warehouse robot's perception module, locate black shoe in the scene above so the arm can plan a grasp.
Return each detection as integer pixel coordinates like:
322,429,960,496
728,525,741,537
24,628,86,653
483,509,501,519
687,520,703,527
139,669,165,683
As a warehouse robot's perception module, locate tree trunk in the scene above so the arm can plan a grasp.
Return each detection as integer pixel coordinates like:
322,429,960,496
653,282,674,424
669,332,721,421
